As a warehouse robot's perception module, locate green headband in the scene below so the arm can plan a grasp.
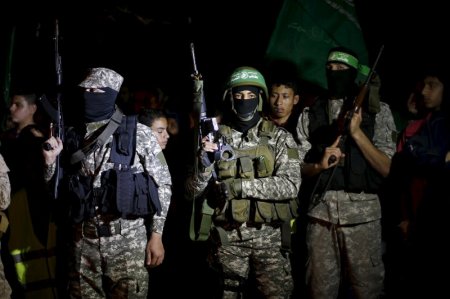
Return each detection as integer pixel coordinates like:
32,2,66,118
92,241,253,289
327,51,370,76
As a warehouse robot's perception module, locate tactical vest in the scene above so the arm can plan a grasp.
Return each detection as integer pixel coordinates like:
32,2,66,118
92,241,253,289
305,97,383,193
64,116,160,223
213,119,298,225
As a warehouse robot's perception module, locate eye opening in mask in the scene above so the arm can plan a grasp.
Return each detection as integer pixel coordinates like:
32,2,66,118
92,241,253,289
84,87,106,93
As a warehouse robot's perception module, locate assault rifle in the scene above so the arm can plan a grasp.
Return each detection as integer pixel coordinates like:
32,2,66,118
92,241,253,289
190,43,234,170
328,45,384,165
189,43,237,241
41,19,64,199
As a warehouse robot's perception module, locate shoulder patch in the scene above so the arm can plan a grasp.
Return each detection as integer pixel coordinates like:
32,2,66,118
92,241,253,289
287,147,299,160
157,151,167,166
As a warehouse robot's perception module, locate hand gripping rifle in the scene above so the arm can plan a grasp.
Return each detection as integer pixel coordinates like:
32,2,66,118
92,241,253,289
190,43,236,241
189,42,218,241
190,43,218,176
308,45,385,210
328,45,384,165
41,19,64,199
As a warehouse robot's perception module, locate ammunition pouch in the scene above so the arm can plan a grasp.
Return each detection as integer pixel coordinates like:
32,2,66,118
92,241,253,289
67,175,94,223
217,144,275,179
101,168,160,218
229,198,299,224
66,169,159,223
215,141,297,225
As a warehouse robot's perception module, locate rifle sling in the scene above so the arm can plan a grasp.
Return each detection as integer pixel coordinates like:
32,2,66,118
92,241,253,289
70,110,124,165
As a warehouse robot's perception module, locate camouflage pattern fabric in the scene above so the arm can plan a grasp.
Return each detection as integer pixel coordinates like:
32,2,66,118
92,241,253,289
79,121,172,234
0,154,11,299
186,118,301,298
63,120,171,297
214,224,293,299
186,118,301,205
296,100,396,223
306,219,384,299
78,67,124,92
69,218,148,298
0,154,10,210
296,99,396,298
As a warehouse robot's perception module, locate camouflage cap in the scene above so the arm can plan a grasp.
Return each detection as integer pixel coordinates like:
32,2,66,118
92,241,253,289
78,67,124,92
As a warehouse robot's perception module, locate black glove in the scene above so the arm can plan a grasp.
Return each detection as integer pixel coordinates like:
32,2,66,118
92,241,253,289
199,150,214,170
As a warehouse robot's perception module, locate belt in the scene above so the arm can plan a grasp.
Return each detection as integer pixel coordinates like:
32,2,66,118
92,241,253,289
82,221,121,238
80,218,144,238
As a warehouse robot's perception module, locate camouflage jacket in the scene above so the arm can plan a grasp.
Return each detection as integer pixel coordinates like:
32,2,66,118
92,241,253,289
48,119,172,234
186,118,301,221
0,154,10,211
297,99,397,224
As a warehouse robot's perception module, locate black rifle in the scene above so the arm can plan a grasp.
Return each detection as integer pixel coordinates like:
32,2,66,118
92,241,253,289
41,19,64,199
190,43,221,174
190,43,235,167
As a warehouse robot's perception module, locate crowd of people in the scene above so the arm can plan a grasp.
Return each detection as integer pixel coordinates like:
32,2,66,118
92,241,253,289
0,44,449,299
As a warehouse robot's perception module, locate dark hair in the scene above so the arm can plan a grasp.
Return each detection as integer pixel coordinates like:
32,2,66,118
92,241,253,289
419,64,449,114
138,108,167,128
265,59,300,95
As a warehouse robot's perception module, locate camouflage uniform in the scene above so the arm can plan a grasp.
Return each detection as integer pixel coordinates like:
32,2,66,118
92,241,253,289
0,154,10,210
297,99,396,299
186,118,301,299
0,154,12,298
48,68,172,298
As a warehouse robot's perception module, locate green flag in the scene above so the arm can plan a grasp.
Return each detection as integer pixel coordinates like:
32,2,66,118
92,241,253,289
265,0,368,89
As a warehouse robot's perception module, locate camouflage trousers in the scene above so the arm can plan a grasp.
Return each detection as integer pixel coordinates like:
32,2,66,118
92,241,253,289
305,218,385,299
0,256,11,298
68,218,149,298
212,223,293,299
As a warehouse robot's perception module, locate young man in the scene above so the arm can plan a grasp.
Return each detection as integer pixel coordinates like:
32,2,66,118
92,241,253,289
0,92,57,298
267,75,301,131
43,67,172,298
296,47,397,299
138,109,170,150
186,66,301,298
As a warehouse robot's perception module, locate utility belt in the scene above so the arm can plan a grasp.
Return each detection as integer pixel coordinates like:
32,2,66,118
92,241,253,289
216,220,281,231
77,218,144,238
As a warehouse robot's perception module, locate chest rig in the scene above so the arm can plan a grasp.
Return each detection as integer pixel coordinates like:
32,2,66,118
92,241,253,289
214,120,298,225
66,112,160,223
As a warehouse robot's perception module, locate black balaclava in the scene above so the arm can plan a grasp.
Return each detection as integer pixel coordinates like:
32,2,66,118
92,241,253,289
83,87,118,122
326,68,357,98
326,47,359,99
231,85,261,133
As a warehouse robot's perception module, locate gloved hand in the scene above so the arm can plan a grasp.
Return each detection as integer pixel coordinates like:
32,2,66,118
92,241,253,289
199,150,215,170
219,178,242,200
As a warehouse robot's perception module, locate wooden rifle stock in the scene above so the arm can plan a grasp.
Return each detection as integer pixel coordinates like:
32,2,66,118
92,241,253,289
328,45,384,165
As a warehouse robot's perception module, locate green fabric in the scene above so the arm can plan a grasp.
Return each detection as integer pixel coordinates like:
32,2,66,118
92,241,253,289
228,67,268,98
265,0,368,89
328,51,359,69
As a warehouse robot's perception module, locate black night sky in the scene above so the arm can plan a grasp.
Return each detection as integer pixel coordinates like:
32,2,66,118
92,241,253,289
1,0,449,124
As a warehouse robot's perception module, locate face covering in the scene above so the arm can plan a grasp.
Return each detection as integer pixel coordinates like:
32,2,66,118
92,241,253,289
326,68,357,98
231,111,260,133
233,97,259,121
83,87,118,122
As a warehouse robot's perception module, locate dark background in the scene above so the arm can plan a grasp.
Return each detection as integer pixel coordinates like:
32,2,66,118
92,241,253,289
0,0,448,124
